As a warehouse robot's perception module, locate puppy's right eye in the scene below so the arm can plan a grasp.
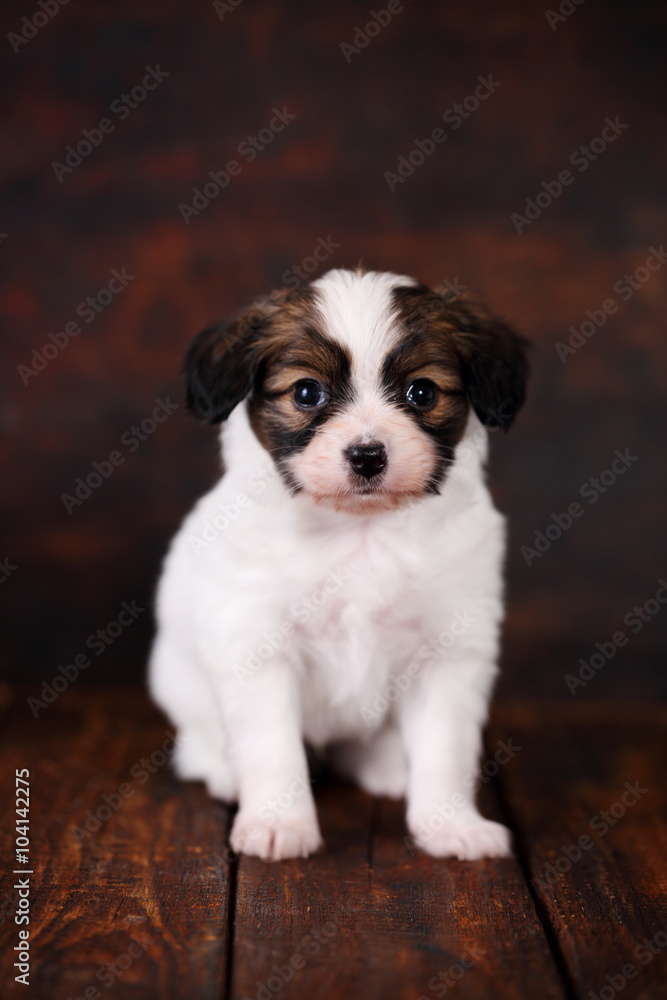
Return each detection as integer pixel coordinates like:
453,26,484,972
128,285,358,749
405,378,439,411
292,379,328,411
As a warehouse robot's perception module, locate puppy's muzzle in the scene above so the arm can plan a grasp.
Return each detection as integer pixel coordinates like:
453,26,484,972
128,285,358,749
345,442,387,480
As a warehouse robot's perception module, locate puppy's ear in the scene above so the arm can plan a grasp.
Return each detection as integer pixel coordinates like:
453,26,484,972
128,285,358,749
448,300,530,431
184,295,280,424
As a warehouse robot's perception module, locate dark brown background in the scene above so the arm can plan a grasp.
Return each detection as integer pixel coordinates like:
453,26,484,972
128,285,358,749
2,0,665,699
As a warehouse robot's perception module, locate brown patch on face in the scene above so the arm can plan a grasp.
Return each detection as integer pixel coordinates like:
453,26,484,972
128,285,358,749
398,359,466,428
384,287,470,483
184,287,319,425
391,283,529,431
186,271,526,511
247,293,353,469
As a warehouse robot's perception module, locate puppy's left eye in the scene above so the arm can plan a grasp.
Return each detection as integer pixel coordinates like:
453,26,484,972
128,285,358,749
292,378,328,410
405,378,439,411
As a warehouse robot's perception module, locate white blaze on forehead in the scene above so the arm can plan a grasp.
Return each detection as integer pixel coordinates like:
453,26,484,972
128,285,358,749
310,269,418,394
284,269,441,511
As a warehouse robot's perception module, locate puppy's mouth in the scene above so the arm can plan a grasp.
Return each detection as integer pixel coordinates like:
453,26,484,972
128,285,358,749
352,478,383,496
304,479,423,514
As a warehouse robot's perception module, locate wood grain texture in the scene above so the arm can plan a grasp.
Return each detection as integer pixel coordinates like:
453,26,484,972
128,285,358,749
230,770,567,999
491,703,667,1000
2,692,666,999
0,689,232,1000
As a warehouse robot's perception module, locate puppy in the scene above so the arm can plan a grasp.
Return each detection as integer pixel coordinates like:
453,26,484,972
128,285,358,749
149,267,528,861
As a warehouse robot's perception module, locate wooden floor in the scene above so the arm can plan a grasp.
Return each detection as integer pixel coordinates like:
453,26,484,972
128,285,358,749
0,689,666,1000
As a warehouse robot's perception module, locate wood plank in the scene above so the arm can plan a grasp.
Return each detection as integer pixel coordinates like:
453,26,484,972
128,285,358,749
491,703,667,1000
230,748,568,1000
0,688,231,1000
5,690,663,999
230,778,375,1000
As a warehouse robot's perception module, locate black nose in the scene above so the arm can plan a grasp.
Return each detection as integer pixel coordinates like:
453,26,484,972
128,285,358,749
346,442,387,479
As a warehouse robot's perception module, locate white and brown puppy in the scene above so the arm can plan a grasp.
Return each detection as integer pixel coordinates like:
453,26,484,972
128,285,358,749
149,267,528,861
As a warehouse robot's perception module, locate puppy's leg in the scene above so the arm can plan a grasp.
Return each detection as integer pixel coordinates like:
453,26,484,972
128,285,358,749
220,663,323,862
330,723,407,799
149,636,238,801
173,721,238,803
398,660,511,860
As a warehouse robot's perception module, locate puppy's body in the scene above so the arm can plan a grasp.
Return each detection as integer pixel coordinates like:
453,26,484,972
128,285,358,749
150,268,527,861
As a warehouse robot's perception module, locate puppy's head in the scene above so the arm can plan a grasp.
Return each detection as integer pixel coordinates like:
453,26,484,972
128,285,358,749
185,269,528,512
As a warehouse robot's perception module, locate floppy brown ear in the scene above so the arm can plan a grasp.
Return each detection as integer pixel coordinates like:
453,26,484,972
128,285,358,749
447,300,530,431
184,295,281,424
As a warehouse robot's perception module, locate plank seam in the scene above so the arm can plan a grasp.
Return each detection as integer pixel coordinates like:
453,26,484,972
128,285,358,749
222,813,238,1000
492,759,580,1000
367,798,382,871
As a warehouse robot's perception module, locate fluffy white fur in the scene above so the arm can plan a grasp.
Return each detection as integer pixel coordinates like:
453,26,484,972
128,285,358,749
149,268,514,861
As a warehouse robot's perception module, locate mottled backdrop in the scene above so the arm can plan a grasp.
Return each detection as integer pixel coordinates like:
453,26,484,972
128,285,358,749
2,0,665,699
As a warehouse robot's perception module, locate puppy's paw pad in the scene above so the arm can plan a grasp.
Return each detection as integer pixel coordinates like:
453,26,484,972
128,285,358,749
230,814,323,861
413,817,512,860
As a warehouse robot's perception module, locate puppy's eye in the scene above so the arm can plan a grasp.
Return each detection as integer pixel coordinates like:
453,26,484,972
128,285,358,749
292,378,328,410
405,378,438,411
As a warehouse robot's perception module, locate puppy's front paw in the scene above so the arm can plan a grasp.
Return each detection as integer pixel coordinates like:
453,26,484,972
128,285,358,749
411,816,512,860
230,811,324,861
